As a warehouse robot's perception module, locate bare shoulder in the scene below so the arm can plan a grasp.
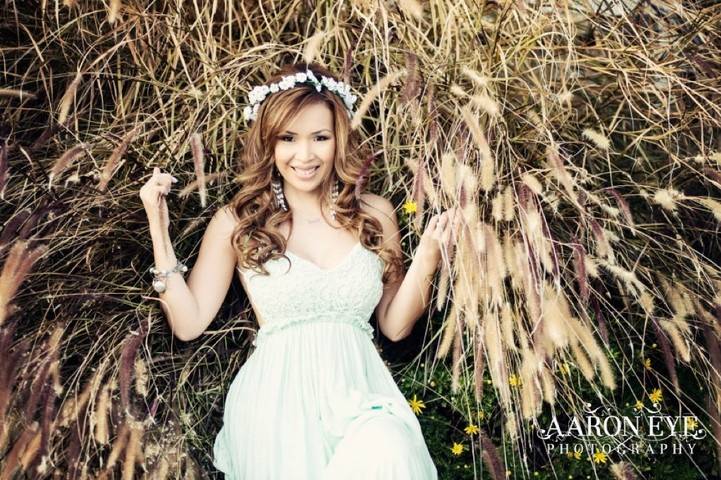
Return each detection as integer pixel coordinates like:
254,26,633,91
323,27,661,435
210,205,240,237
359,193,396,222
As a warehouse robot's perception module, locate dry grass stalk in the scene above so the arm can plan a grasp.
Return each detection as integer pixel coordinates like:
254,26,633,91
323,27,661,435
582,128,611,150
48,143,86,189
108,0,122,24
436,302,459,359
350,69,407,130
302,31,325,64
57,72,82,125
0,88,35,100
397,0,423,20
0,241,47,326
0,421,39,480
460,105,495,192
190,133,207,208
98,127,138,192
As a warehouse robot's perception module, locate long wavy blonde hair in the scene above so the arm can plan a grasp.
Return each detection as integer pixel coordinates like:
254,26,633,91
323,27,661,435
228,62,403,284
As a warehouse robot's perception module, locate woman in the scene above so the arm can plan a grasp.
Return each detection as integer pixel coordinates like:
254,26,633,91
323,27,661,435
140,62,459,479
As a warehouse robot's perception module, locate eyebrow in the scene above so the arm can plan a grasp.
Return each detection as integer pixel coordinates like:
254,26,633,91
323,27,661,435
281,129,332,135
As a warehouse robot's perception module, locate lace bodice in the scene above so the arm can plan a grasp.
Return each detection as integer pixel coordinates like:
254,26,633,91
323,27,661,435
237,242,385,346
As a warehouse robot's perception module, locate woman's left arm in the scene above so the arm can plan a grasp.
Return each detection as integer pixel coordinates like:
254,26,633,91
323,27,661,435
363,194,461,342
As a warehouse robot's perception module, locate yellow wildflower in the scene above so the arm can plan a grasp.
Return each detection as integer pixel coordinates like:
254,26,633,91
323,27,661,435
573,450,582,460
643,358,652,370
408,394,426,415
477,409,485,420
509,374,521,387
634,400,645,411
402,200,417,214
649,388,663,404
559,362,571,375
592,451,608,464
464,424,480,435
451,442,464,455
686,417,698,431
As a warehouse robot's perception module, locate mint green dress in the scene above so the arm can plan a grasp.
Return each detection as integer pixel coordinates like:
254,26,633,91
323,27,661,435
212,242,438,479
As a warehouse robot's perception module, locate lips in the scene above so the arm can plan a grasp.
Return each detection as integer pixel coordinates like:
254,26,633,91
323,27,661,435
291,165,320,179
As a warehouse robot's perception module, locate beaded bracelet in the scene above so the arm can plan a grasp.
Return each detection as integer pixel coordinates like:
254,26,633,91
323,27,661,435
149,261,188,293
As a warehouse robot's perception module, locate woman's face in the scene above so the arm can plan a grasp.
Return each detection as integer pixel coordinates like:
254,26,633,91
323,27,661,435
273,102,336,195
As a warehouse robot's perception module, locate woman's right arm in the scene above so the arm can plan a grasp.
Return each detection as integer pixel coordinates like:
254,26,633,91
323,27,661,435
142,168,238,342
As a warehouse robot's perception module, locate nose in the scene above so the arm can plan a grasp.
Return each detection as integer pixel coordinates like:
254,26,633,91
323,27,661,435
295,139,316,162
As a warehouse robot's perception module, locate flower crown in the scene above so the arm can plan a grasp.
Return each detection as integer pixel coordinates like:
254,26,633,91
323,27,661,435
242,68,358,123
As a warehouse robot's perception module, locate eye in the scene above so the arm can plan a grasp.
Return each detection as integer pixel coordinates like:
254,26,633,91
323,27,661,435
279,135,293,142
316,135,330,141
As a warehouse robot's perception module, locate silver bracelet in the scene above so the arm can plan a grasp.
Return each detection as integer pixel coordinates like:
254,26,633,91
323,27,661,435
149,261,188,293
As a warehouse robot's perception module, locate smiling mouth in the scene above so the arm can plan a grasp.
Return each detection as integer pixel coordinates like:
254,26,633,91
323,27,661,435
291,166,320,178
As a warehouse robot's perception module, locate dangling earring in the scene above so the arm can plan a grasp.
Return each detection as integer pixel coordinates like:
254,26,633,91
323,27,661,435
330,179,340,221
271,169,288,212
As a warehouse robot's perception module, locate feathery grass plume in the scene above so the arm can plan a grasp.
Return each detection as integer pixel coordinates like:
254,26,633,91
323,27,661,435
108,0,122,24
190,133,207,208
570,341,595,382
474,329,485,402
607,188,635,229
94,384,110,445
545,144,581,209
610,461,638,480
589,219,614,263
484,311,510,408
19,427,41,473
502,234,521,290
520,361,542,420
470,93,500,117
500,301,516,351
483,224,506,307
439,151,457,199
652,319,680,393
58,367,102,427
354,150,381,201
0,421,39,480
435,260,449,311
571,237,589,303
460,66,489,89
398,0,423,20
48,143,86,189
350,68,407,130
460,105,495,192
0,241,47,326
0,88,35,99
491,190,504,222
582,128,611,150
302,31,325,64
658,275,692,318
178,171,225,199
436,302,459,359
540,284,570,349
601,262,646,299
119,319,147,416
98,127,137,192
479,428,506,480
411,158,427,231
122,420,144,480
400,52,421,104
570,314,616,389
652,187,685,212
521,172,543,195
503,185,515,222
57,72,82,125
134,357,148,397
693,196,721,222
659,319,691,362
103,420,130,473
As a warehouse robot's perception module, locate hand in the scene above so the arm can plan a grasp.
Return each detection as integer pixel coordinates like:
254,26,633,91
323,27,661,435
139,167,177,231
418,207,463,266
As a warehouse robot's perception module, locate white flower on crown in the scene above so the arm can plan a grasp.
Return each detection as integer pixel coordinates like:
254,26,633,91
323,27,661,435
243,68,357,123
